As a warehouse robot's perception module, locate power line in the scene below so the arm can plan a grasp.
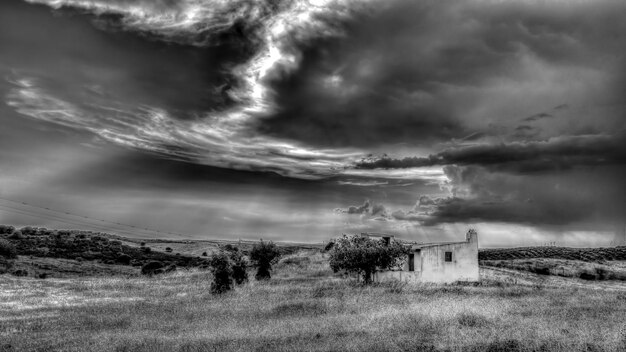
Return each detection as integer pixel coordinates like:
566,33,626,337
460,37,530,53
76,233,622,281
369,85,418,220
0,205,145,238
0,197,191,239
0,204,167,238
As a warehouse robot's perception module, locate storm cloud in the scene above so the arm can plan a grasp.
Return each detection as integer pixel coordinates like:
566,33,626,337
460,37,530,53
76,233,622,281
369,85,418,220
355,132,626,173
1,0,625,245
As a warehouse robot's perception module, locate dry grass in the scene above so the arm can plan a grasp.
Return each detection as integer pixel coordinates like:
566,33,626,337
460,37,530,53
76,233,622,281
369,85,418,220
482,258,626,281
480,246,626,262
1,251,626,351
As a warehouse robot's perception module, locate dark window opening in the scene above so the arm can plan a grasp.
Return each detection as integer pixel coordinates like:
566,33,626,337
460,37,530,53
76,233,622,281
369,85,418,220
408,253,414,271
445,251,453,262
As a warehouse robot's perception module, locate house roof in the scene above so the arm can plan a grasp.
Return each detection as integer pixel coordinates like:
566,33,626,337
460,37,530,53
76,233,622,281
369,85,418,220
410,241,468,250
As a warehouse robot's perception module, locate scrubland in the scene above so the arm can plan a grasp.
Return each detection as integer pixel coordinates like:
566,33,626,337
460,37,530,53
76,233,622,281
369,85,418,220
2,251,626,352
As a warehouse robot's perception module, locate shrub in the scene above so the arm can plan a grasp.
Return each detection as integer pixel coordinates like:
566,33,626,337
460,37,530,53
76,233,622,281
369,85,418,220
8,231,23,240
529,266,550,275
250,240,281,280
141,261,164,275
230,251,248,285
202,252,208,257
209,251,233,294
12,269,28,277
0,239,17,259
579,271,597,281
140,242,146,247
165,247,173,253
328,235,410,284
222,244,239,253
142,247,151,253
117,254,132,265
0,225,15,235
19,226,35,236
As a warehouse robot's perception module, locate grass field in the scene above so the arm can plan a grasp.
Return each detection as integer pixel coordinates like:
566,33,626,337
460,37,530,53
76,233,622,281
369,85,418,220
2,251,626,352
481,258,626,281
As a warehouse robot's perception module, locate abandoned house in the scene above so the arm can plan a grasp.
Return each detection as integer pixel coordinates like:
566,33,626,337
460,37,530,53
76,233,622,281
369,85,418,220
369,229,480,283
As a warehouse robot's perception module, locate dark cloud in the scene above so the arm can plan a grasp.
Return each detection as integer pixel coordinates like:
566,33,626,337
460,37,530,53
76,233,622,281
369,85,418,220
523,113,553,122
335,199,391,220
425,165,626,227
0,0,250,116
357,164,626,229
355,132,626,173
2,0,626,245
259,0,626,148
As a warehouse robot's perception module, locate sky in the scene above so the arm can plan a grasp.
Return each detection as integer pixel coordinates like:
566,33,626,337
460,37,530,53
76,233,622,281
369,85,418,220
0,0,624,246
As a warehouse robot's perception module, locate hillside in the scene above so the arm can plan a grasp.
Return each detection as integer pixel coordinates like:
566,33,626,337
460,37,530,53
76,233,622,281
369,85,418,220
479,246,626,262
0,224,321,278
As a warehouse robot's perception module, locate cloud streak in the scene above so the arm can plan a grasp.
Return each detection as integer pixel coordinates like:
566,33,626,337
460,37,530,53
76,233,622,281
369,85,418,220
6,75,360,178
355,133,626,173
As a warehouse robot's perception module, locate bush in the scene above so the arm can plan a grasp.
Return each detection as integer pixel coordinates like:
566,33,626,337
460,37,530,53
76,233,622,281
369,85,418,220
142,247,151,253
8,231,23,240
117,254,132,265
165,247,173,253
19,226,35,236
579,271,597,280
202,252,208,257
209,251,233,294
329,235,410,284
0,225,15,235
12,269,28,277
222,244,238,253
0,239,17,259
141,261,164,275
250,240,281,280
230,251,248,285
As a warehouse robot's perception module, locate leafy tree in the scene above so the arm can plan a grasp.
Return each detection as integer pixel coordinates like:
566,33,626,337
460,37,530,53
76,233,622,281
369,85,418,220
0,239,17,259
8,231,23,240
230,250,249,285
0,225,15,235
329,235,410,284
222,244,238,253
19,226,35,236
250,240,281,280
209,251,233,294
0,239,17,274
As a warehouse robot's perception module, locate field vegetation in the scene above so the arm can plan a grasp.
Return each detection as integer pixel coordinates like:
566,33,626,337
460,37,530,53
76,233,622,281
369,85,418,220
482,258,626,281
2,249,626,351
480,246,626,262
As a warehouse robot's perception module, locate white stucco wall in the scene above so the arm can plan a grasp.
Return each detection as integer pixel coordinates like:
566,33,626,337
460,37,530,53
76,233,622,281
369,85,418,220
374,231,479,283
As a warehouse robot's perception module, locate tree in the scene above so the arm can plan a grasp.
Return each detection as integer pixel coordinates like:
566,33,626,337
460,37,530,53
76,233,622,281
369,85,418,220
230,250,249,285
329,235,410,284
0,239,17,274
0,239,17,259
0,225,15,235
209,251,233,294
250,240,281,280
